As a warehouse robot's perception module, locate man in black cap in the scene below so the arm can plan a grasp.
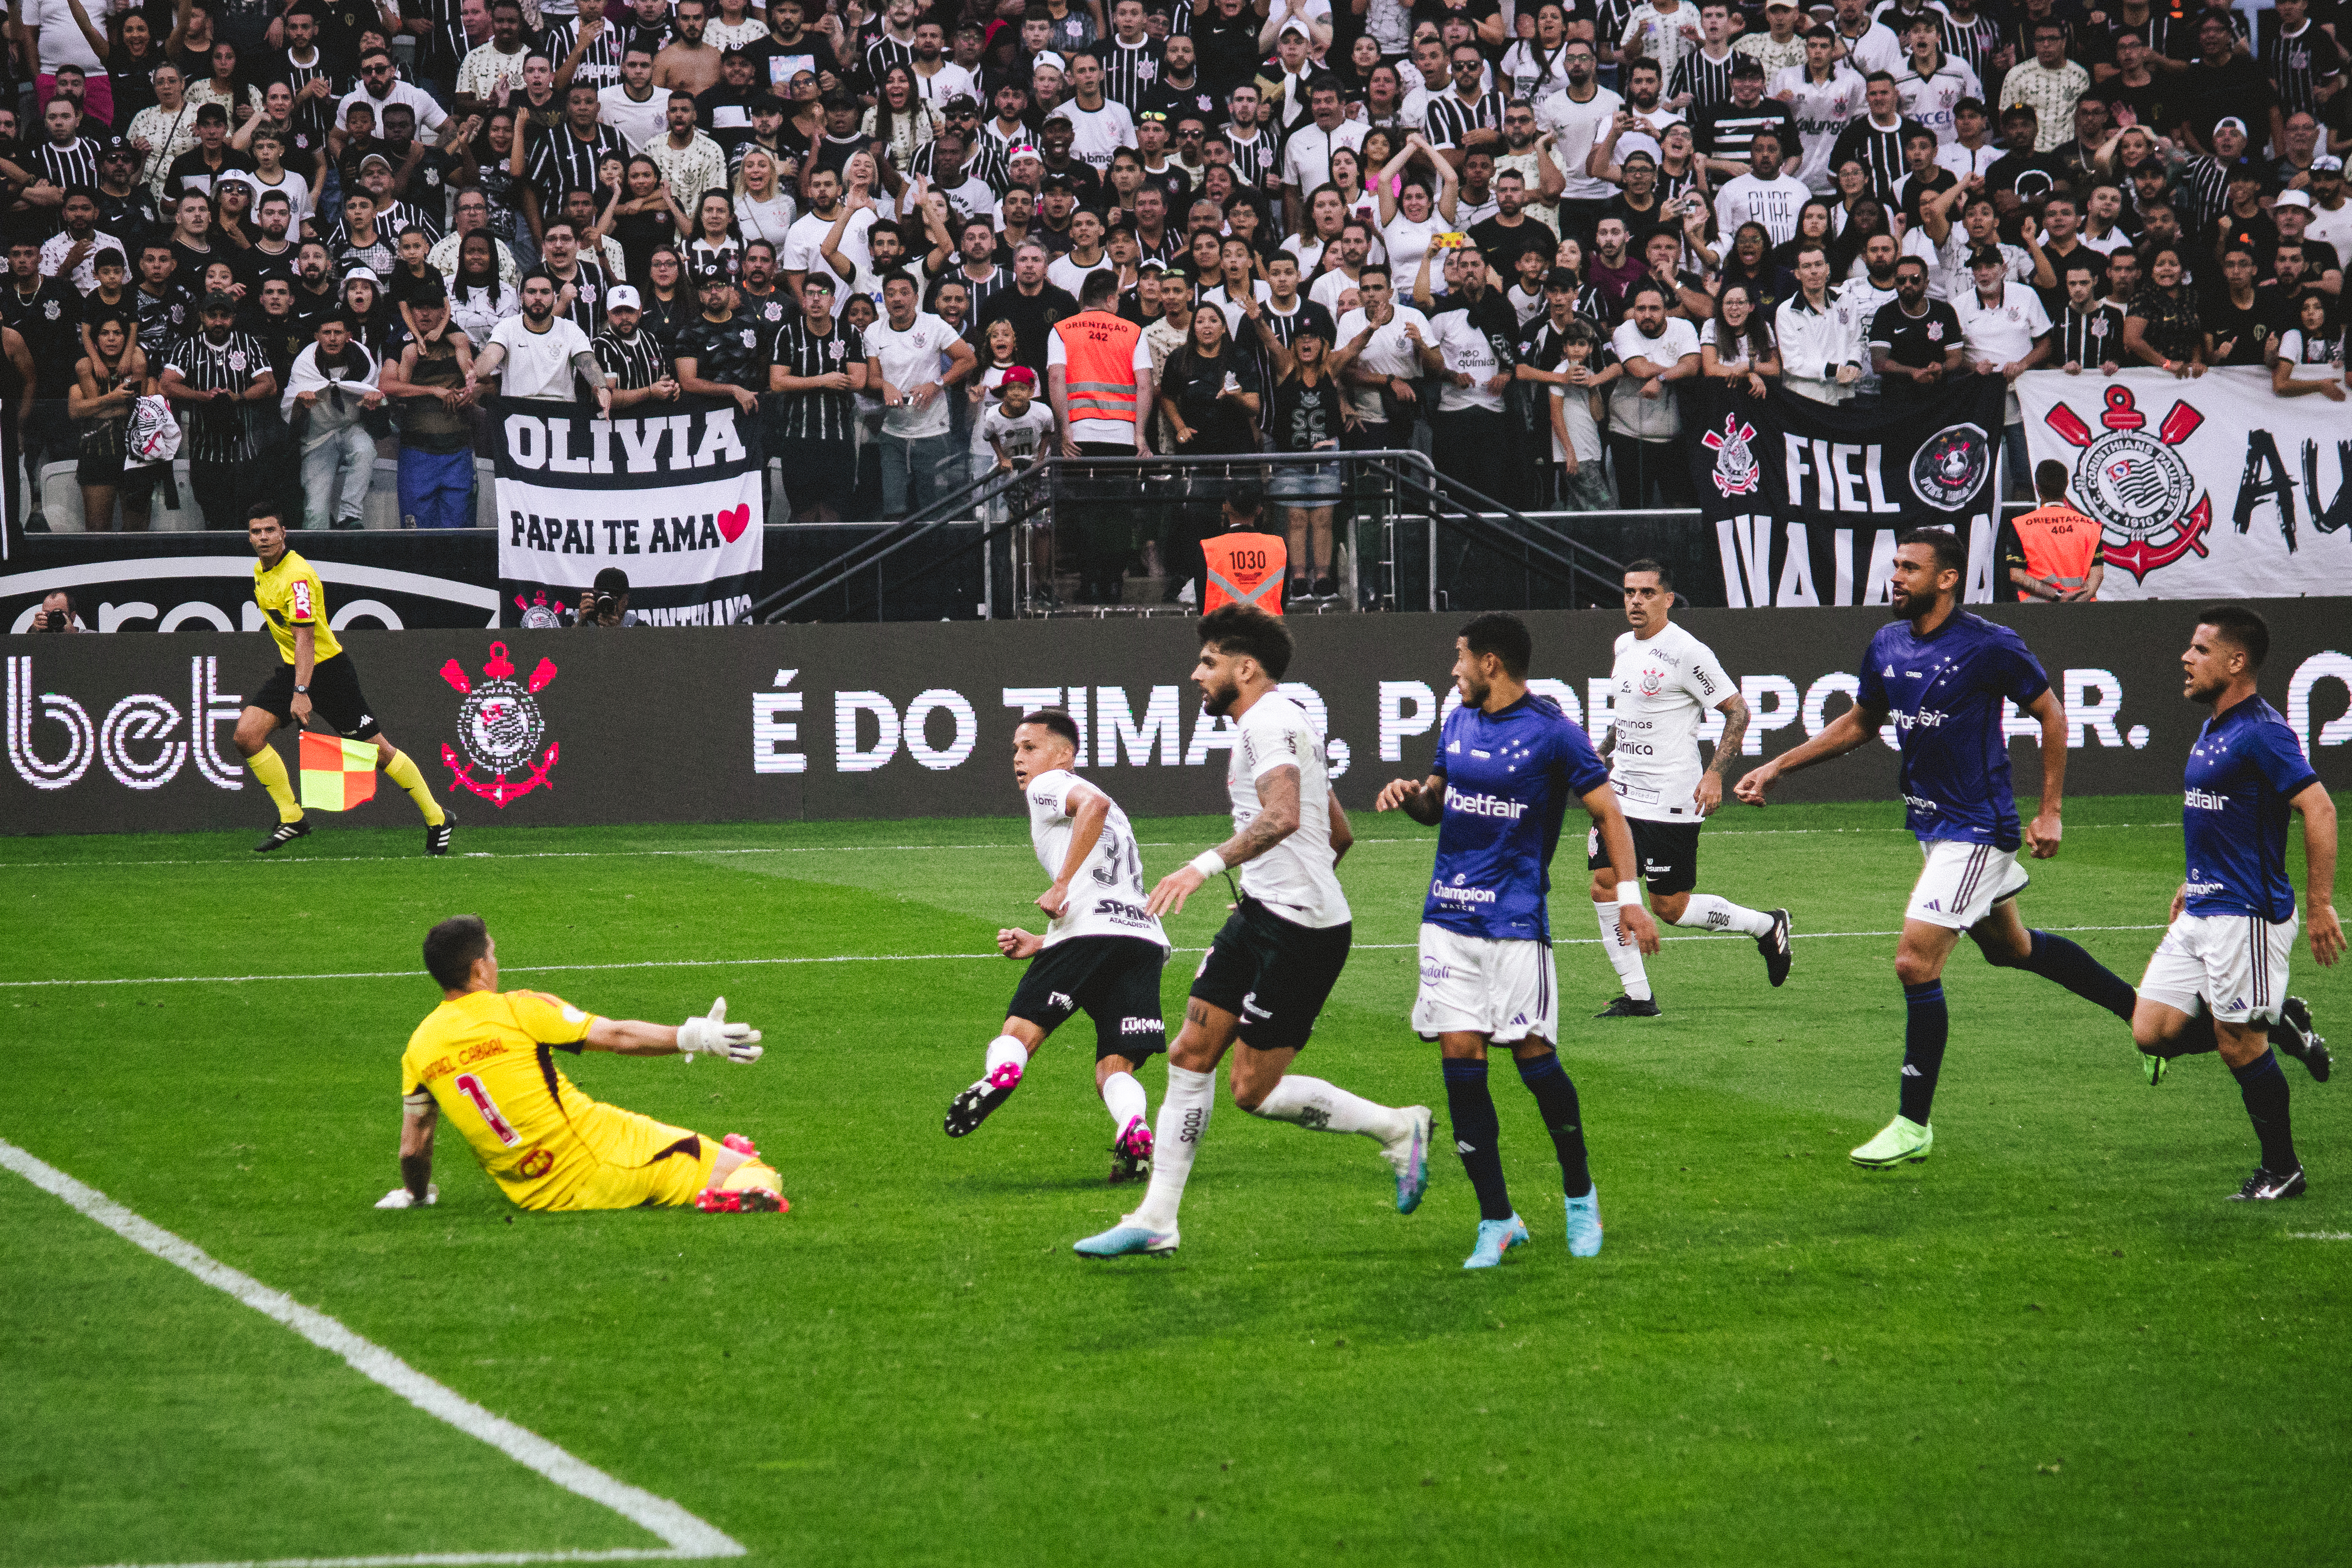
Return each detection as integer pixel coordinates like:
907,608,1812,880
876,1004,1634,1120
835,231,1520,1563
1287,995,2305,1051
159,292,280,529
166,104,255,203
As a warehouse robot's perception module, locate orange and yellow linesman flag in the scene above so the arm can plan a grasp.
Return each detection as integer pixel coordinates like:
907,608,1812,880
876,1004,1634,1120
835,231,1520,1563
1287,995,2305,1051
299,732,379,811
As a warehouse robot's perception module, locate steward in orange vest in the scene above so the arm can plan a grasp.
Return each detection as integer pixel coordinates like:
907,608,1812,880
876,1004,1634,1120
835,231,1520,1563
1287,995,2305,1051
2005,461,2106,602
1201,531,1287,614
1046,280,1147,603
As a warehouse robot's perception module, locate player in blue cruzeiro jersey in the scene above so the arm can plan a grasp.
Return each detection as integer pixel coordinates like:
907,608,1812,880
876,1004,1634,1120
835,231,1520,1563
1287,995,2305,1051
1376,613,1660,1267
2128,608,2340,1201
1733,529,2141,1171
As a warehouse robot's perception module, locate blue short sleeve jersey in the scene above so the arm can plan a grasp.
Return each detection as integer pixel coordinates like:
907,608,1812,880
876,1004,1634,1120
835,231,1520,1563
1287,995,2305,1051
1424,693,1611,941
1857,613,2051,850
2182,695,2319,922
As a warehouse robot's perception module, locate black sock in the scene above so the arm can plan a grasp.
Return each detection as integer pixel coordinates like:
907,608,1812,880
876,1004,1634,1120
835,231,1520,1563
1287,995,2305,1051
1444,1058,1514,1222
1900,980,1948,1125
2232,1048,2298,1172
2012,929,2138,1022
1516,1050,1593,1199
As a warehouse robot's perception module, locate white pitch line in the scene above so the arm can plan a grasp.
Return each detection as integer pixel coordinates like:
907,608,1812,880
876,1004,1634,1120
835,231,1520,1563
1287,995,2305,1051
0,926,2169,990
0,1138,746,1568
2286,1232,2352,1241
0,822,2185,873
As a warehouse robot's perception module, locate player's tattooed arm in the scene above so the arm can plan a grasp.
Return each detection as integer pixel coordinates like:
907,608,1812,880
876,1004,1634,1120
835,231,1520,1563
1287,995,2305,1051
1699,694,1749,815
1226,764,1304,864
2024,687,2066,858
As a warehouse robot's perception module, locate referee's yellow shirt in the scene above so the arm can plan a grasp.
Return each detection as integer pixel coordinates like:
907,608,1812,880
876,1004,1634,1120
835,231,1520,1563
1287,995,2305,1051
253,549,345,665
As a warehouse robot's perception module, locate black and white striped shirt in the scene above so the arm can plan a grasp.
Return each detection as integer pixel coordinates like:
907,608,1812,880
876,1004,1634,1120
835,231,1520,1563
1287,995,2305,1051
908,138,1009,195
1938,11,2003,84
545,17,629,90
773,317,866,441
407,0,469,82
1667,48,1737,112
164,330,272,462
1424,89,1504,150
2264,20,2344,120
527,124,627,216
1224,126,1276,189
277,48,337,139
2053,301,2125,365
1828,115,1917,200
30,136,105,194
376,198,444,243
1101,37,1163,112
862,32,917,91
593,323,670,386
2177,154,2231,238
542,258,612,336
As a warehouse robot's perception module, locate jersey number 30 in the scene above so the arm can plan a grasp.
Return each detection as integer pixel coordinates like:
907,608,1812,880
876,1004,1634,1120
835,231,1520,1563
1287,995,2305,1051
454,1072,522,1146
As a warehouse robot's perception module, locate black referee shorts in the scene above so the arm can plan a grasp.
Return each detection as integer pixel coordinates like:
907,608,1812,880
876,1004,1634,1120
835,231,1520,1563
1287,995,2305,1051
1190,897,1352,1053
252,653,383,741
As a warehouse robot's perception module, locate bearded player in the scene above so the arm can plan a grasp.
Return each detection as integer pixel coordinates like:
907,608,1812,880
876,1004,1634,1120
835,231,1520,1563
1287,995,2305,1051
1733,529,2140,1170
1376,614,1660,1268
384,915,785,1215
2128,608,2338,1201
1589,560,1792,1018
1074,605,1434,1259
945,710,1168,1185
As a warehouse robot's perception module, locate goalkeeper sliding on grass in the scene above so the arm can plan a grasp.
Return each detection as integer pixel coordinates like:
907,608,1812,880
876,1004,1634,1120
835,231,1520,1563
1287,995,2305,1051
383,915,786,1215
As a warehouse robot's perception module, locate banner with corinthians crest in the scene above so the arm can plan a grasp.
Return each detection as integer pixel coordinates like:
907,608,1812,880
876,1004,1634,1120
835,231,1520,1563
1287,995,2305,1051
493,395,765,627
2018,367,2352,600
1684,377,2010,609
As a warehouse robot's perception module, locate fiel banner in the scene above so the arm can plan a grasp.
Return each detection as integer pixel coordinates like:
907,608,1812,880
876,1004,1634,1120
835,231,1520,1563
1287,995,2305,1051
1684,377,2010,609
493,395,764,628
2017,367,2352,600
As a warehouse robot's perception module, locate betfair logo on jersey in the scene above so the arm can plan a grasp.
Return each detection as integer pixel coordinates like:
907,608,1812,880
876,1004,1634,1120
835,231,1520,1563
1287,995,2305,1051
1443,785,1527,819
2185,788,2231,810
1889,709,1949,730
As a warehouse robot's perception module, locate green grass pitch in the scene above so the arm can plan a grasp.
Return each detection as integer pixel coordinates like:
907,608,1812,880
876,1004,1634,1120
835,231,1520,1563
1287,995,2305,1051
3,793,2347,1568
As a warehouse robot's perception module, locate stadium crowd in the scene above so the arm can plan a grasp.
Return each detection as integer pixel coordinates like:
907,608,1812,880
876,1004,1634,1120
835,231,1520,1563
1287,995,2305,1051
3,0,2348,587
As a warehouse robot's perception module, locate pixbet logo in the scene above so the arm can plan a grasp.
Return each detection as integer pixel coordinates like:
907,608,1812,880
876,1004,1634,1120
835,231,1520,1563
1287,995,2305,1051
439,643,560,806
6,655,244,793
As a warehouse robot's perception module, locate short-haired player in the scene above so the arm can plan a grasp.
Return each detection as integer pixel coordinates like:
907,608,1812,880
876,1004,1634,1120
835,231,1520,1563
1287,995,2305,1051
1589,560,1792,1018
945,709,1169,1184
2128,608,2339,1201
387,916,785,1215
1074,606,1435,1258
1734,529,2141,1170
1376,613,1660,1267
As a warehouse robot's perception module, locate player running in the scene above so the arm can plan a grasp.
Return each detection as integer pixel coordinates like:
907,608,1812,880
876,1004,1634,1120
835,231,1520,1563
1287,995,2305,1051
1375,614,1660,1267
1589,560,1792,1018
945,710,1169,1184
236,503,454,855
1732,529,2140,1170
1073,605,1433,1259
2128,608,2339,1201
384,916,785,1215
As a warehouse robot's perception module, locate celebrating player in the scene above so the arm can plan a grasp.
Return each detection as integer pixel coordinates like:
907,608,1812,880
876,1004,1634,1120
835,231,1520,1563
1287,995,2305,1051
385,916,785,1214
2128,609,2339,1201
1375,614,1659,1268
236,504,454,855
1733,530,2140,1170
945,710,1168,1185
1073,606,1434,1259
1589,561,1792,1018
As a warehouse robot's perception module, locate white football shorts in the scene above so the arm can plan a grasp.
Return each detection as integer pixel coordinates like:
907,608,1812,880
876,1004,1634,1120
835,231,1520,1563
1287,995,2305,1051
2137,910,2298,1026
1905,839,2031,931
1412,923,1556,1043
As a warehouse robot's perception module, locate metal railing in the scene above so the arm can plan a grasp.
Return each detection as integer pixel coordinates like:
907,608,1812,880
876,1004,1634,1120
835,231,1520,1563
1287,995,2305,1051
750,449,1638,624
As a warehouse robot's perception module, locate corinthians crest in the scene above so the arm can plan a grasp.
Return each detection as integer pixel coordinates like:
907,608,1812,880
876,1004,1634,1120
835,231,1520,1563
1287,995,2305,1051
2043,384,2212,581
438,643,560,806
1703,413,1760,497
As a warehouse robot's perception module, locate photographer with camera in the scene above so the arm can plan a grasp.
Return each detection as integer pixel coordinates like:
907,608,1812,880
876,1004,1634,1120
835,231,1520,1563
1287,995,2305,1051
576,566,641,628
28,590,84,633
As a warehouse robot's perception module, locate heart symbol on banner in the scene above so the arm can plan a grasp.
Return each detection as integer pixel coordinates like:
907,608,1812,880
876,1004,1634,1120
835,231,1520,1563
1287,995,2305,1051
717,503,751,542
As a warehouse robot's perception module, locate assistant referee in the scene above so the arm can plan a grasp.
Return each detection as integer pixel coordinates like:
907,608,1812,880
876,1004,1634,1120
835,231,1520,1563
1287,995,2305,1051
235,502,455,855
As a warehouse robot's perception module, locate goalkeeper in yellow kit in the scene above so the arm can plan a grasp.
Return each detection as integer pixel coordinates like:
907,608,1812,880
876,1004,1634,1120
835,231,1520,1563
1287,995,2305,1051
383,916,788,1215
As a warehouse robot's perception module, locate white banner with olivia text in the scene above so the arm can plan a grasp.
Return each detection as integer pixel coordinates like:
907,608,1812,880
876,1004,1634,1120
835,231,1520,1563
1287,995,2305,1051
2017,366,2352,600
493,396,763,627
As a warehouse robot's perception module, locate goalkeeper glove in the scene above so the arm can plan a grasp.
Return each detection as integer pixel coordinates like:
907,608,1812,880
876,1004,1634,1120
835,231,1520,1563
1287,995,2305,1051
376,1185,438,1209
677,996,763,1063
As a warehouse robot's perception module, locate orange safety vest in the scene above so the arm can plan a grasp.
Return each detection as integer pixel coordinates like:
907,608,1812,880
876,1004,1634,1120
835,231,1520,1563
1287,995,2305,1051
1201,532,1287,614
1051,309,1142,428
2011,502,2102,601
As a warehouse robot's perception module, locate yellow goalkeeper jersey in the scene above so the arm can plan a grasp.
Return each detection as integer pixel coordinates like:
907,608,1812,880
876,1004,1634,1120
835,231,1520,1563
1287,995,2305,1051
253,548,344,665
401,989,619,1209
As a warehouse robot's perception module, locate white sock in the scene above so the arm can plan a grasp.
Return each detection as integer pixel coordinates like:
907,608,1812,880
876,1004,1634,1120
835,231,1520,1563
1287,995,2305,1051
1673,894,1775,937
1101,1069,1146,1132
985,1035,1027,1078
1248,1075,1409,1142
1595,899,1652,1001
1128,1065,1213,1231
